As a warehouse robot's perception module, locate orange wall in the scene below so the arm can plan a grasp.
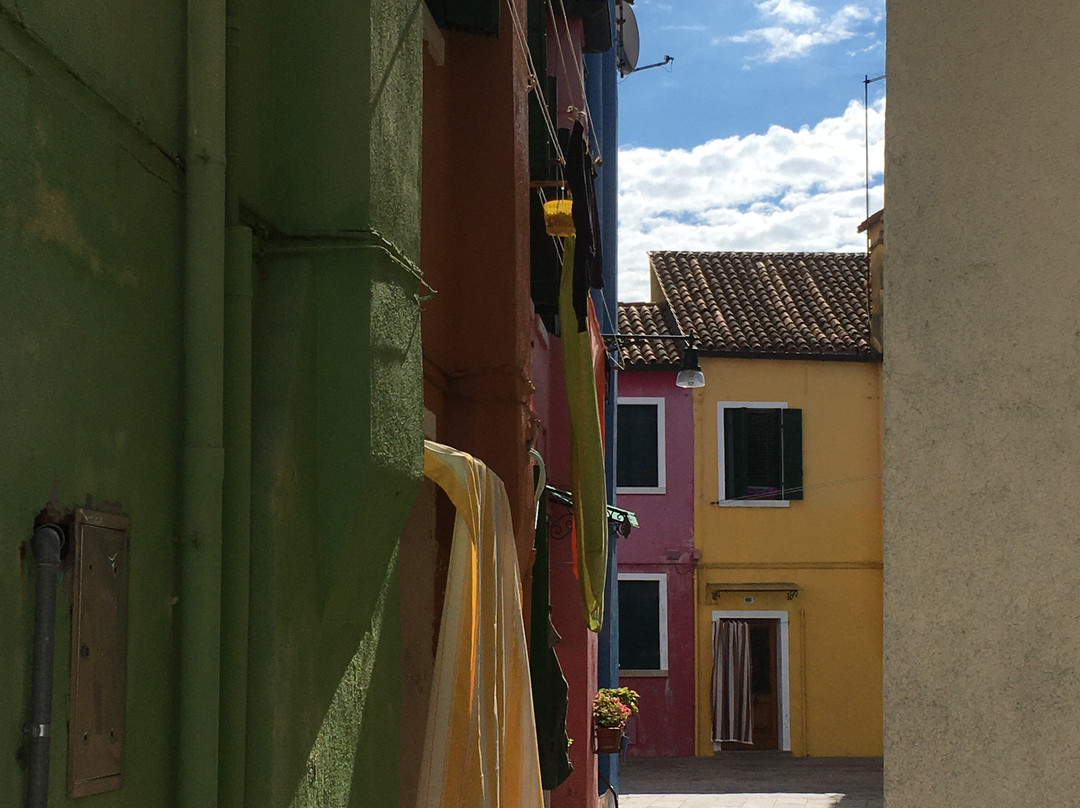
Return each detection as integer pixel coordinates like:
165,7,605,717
420,12,535,568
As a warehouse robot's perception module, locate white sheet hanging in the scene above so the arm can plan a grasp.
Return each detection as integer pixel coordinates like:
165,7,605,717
415,441,544,808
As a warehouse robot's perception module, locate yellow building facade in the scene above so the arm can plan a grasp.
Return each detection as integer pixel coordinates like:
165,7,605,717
692,356,882,756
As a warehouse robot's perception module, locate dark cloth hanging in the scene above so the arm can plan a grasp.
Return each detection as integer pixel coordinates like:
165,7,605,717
529,487,574,791
530,192,562,333
565,121,605,333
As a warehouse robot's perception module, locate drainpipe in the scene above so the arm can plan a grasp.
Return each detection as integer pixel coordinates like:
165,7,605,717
25,523,64,808
219,1,253,803
179,0,226,803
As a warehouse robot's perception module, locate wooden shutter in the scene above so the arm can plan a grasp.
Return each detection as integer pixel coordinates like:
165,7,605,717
528,2,556,180
781,408,803,500
724,407,749,500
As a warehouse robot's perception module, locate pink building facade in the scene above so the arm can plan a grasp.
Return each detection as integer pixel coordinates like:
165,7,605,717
616,368,697,757
530,316,602,806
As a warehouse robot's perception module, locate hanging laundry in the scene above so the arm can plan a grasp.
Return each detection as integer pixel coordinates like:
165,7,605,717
416,441,544,808
566,121,605,333
558,235,608,631
529,487,574,790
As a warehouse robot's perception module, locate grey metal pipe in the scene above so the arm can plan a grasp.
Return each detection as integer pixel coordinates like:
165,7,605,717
26,523,64,808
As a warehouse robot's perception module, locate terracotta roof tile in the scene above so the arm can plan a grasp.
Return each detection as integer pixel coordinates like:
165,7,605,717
615,303,685,366
621,251,875,363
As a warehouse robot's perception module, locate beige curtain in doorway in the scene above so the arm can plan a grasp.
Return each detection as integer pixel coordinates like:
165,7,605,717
711,619,753,744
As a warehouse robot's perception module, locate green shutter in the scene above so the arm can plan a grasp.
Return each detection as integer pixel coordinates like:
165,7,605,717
781,408,803,500
527,0,552,178
724,407,749,500
428,0,501,37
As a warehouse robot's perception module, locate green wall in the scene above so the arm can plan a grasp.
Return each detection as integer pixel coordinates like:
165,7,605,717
241,3,422,805
1,1,423,805
0,1,184,803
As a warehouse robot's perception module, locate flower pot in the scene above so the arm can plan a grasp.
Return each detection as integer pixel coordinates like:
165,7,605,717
593,725,624,754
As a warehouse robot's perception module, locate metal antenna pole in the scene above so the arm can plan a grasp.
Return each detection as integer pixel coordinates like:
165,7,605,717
864,74,886,221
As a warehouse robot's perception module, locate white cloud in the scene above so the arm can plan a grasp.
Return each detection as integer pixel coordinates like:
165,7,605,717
756,0,819,26
728,2,875,62
847,38,884,57
617,97,884,303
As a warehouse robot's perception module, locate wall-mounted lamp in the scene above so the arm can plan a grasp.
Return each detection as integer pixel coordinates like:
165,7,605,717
602,332,705,388
675,337,705,389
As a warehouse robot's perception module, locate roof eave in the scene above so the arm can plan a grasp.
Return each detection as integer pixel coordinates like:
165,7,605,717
699,349,882,363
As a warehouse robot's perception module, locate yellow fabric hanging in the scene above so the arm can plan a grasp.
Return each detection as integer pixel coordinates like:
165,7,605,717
416,441,544,808
558,235,608,631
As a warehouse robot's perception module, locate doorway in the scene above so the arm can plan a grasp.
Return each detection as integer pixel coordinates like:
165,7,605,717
721,621,778,750
711,610,791,752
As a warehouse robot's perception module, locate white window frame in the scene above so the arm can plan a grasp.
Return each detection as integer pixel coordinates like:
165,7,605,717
616,397,667,494
711,609,791,752
716,400,790,508
618,572,669,676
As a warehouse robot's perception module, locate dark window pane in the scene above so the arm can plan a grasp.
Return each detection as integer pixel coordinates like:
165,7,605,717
618,579,661,670
617,404,659,488
745,408,782,495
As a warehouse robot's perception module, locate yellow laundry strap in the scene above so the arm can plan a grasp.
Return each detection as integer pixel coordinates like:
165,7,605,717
416,441,544,808
558,235,608,632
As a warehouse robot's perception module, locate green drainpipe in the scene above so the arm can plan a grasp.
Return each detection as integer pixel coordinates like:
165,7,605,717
179,0,226,803
218,2,253,805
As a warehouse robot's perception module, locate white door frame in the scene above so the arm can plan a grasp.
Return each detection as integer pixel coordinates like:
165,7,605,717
711,610,791,752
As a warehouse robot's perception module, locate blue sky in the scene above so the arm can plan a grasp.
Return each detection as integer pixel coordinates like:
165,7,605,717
616,0,886,301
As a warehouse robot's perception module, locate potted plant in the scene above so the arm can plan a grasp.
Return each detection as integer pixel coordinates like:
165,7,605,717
592,687,640,754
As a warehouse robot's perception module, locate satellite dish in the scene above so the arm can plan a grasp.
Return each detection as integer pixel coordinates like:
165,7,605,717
616,3,639,77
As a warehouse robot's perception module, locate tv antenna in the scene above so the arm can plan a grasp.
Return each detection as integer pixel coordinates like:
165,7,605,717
864,73,885,220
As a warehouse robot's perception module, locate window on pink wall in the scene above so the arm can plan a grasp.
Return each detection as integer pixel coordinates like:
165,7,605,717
616,397,666,494
618,573,669,677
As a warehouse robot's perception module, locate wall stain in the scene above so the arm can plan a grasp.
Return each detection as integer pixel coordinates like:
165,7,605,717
22,167,139,288
23,168,101,275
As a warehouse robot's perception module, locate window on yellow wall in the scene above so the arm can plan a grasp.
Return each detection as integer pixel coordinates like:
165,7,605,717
718,402,803,504
616,397,666,494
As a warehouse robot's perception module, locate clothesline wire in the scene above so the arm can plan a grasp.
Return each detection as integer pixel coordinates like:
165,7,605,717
713,471,883,502
545,0,590,150
505,0,567,169
534,187,566,261
594,286,620,339
552,0,602,162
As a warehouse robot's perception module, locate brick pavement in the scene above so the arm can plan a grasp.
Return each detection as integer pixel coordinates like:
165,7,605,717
614,753,883,808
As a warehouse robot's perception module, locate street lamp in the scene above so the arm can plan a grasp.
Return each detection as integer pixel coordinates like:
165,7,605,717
602,332,705,389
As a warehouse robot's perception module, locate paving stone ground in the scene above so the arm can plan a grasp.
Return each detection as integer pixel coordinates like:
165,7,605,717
614,753,883,808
